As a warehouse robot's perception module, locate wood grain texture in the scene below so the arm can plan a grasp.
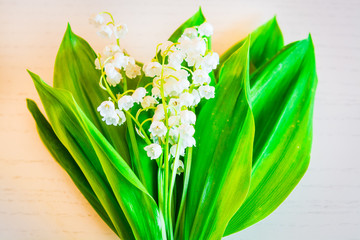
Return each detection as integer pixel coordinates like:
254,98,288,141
0,0,359,239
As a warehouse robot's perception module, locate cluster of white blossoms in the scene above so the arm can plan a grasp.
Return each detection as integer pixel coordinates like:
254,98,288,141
90,12,141,86
140,22,219,167
90,12,142,125
92,13,218,173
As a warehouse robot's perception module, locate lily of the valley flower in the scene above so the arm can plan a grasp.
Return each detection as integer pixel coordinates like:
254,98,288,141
198,22,214,37
199,85,215,99
118,95,134,110
149,121,167,138
98,25,113,39
143,62,162,77
180,110,196,125
192,69,211,85
114,23,128,39
141,96,158,109
94,15,218,170
97,100,115,117
144,143,162,159
132,87,147,103
104,63,122,86
89,13,105,27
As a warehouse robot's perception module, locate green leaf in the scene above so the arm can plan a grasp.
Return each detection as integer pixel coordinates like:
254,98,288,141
224,36,317,235
126,122,158,200
26,99,117,235
53,24,131,165
29,71,166,239
216,17,284,79
180,38,254,240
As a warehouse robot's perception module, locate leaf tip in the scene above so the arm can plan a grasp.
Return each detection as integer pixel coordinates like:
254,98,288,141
66,22,72,33
26,69,38,79
197,6,205,20
307,33,313,43
26,98,33,108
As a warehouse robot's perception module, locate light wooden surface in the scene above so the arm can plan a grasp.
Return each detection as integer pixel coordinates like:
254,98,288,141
1,0,359,239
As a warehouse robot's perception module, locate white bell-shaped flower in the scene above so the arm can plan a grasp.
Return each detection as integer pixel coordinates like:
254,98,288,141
144,143,162,159
132,87,147,103
168,51,185,69
125,62,141,79
199,85,215,99
190,89,201,106
197,52,219,73
102,109,125,126
171,158,185,175
183,28,198,39
113,52,128,69
104,63,122,86
170,144,185,157
169,127,179,143
185,54,202,67
89,13,104,27
143,62,162,77
149,121,167,137
94,58,103,70
97,25,113,39
116,109,126,126
163,77,183,97
97,100,115,117
178,123,195,138
103,44,121,58
198,22,214,37
168,98,182,115
152,87,161,99
114,23,128,39
180,110,196,125
118,95,134,111
192,69,211,85
179,92,195,107
183,37,207,57
141,96,158,108
182,135,196,148
153,104,165,121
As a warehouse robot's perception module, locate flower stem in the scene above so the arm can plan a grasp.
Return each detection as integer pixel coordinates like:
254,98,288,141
122,74,149,191
174,146,193,239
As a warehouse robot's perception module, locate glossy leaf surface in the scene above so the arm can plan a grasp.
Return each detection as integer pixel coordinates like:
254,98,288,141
216,17,284,79
26,99,117,235
225,36,317,235
180,39,254,240
53,24,130,165
29,71,166,240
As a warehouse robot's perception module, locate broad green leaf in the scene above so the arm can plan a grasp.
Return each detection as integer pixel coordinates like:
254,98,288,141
126,123,158,200
180,38,254,240
29,71,166,239
216,17,284,79
26,99,117,235
53,24,131,165
224,36,317,235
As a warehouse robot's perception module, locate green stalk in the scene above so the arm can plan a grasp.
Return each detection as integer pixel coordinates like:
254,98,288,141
122,74,148,191
169,136,182,217
174,147,193,239
158,56,173,240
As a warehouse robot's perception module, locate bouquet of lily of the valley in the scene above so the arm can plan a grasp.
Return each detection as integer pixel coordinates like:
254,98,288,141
26,8,317,240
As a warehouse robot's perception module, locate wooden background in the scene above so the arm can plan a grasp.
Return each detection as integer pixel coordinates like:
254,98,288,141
0,0,359,239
